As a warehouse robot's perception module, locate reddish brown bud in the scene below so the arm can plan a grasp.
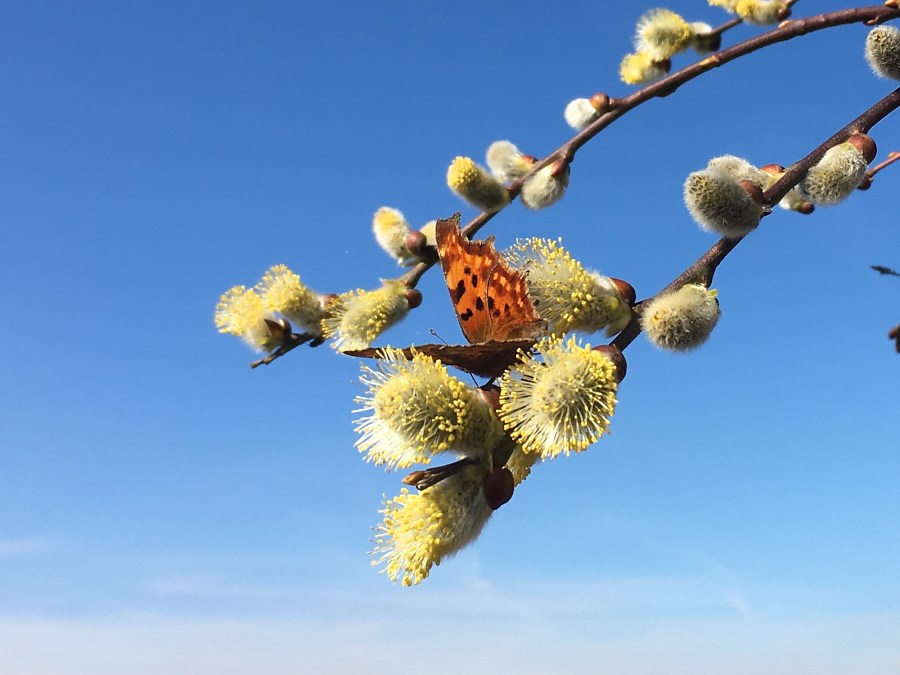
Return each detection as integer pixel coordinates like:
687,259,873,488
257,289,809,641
476,384,501,413
592,344,627,383
403,230,428,257
482,467,514,510
263,317,291,340
797,201,815,215
610,277,636,306
857,174,873,191
589,92,611,113
520,154,539,166
847,133,877,163
887,0,900,10
759,164,785,176
402,470,427,486
403,288,422,309
321,293,339,309
777,6,792,21
549,158,570,178
738,180,765,206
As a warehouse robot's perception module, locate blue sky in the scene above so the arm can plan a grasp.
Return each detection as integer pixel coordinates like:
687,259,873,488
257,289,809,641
3,1,899,672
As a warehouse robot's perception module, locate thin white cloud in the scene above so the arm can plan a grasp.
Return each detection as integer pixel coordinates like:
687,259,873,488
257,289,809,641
0,610,897,675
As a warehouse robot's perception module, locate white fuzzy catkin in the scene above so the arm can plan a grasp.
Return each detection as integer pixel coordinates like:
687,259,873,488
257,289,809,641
706,155,770,189
372,207,416,266
485,141,534,183
634,8,693,60
520,164,569,209
800,143,868,206
447,156,510,212
564,98,599,130
865,25,900,81
684,168,763,237
641,284,720,352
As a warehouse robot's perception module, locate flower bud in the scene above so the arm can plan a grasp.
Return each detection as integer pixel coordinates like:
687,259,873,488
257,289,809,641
403,288,422,309
255,264,327,337
354,349,504,469
371,469,493,586
485,141,537,183
634,9,693,60
735,0,790,25
403,230,428,258
762,165,815,213
520,159,569,209
800,141,869,206
690,22,721,54
865,25,900,80
504,238,632,336
641,284,720,352
372,207,419,266
482,466,514,510
564,98,600,130
710,0,789,25
847,133,877,163
706,155,770,189
323,280,412,351
214,285,283,352
592,92,612,110
447,156,510,212
610,277,636,307
684,168,764,237
619,52,670,85
498,335,619,458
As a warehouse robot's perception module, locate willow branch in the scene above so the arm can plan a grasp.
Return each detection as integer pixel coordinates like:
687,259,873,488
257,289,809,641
403,4,900,279
611,86,900,351
276,3,900,366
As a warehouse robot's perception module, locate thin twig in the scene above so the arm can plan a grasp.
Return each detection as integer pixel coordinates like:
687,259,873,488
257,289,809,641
866,150,900,182
250,332,324,368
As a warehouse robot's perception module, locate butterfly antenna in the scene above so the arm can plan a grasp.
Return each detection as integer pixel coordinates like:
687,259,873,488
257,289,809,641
428,328,449,345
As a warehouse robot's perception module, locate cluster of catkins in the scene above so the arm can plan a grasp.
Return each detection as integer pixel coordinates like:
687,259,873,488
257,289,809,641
357,225,728,584
214,11,900,585
446,141,570,212
680,22,900,238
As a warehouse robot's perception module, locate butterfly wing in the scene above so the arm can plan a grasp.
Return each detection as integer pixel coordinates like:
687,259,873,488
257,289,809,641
342,340,536,379
435,214,545,344
435,214,497,344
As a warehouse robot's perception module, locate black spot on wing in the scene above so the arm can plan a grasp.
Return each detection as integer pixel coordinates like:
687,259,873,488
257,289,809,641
454,280,466,303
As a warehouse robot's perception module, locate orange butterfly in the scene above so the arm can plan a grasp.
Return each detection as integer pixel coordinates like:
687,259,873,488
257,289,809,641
347,213,546,378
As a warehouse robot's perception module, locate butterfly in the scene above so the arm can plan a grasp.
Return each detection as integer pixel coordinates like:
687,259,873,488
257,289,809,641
345,213,546,379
